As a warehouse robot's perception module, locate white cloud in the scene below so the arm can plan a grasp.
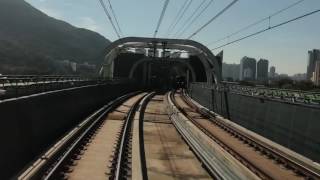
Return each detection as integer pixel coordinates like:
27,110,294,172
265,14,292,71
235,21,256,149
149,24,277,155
78,17,100,31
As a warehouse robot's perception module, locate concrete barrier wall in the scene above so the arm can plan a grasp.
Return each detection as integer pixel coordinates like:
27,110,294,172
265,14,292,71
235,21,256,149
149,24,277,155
189,83,320,162
0,83,135,179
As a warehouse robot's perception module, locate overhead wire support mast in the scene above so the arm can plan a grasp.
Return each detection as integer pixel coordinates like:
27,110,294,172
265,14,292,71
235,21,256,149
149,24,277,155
154,0,170,38
187,0,239,39
98,0,121,38
211,9,320,50
206,0,306,46
106,0,123,36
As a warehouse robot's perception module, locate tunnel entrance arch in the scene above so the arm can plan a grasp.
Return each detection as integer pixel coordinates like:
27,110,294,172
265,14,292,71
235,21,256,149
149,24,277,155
100,37,222,85
128,57,197,81
128,57,198,88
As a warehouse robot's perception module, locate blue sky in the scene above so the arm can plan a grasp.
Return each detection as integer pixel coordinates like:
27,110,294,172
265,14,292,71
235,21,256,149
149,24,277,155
25,0,320,75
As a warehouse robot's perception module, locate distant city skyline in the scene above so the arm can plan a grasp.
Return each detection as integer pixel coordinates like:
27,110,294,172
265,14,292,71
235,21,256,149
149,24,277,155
24,0,320,75
223,57,311,82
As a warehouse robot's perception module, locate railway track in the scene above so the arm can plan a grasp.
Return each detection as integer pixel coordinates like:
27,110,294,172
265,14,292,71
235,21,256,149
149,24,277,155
16,90,320,180
169,90,320,180
17,91,213,180
18,92,153,180
142,95,212,179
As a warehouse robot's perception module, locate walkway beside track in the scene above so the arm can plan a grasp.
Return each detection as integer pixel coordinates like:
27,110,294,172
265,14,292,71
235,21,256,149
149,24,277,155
65,93,146,179
143,95,211,179
171,90,320,180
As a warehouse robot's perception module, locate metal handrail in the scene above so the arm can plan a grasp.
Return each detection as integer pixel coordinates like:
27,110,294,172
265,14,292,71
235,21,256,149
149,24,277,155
190,82,320,105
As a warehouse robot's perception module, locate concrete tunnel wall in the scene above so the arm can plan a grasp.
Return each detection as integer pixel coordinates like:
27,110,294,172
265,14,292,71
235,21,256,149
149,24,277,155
0,83,136,179
188,83,320,163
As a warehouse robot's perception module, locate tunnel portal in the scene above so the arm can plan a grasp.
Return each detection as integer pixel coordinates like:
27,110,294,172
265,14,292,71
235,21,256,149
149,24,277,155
100,37,223,89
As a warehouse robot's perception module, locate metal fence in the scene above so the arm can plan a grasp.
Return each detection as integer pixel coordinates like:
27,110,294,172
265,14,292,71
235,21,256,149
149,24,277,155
188,82,320,162
0,75,131,100
190,82,320,106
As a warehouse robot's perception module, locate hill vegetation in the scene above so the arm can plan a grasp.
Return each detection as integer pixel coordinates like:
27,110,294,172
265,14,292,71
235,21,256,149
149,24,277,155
0,0,110,75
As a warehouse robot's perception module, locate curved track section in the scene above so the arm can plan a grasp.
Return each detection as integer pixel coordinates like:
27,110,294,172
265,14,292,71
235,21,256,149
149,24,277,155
144,94,212,179
17,90,319,180
167,92,258,180
18,92,152,180
17,92,214,180
169,90,320,180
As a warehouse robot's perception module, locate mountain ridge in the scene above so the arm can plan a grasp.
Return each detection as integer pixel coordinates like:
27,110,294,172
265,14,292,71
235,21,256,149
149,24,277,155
0,0,110,74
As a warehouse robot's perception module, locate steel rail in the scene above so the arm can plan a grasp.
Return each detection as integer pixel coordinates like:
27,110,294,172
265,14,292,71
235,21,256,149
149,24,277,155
174,91,271,179
181,90,320,179
44,92,138,180
167,91,247,180
114,95,144,179
135,92,155,180
17,92,138,180
114,92,153,180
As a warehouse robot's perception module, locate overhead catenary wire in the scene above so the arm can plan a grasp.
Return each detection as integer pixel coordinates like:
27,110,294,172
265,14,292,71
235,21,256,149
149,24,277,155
98,0,121,38
187,0,239,39
206,0,306,46
177,0,214,38
106,0,123,36
172,0,207,38
211,9,320,51
165,0,189,36
168,0,193,37
154,0,170,37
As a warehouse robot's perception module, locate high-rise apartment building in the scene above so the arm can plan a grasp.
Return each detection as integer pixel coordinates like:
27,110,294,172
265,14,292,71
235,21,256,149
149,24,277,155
312,61,320,86
306,49,320,80
269,66,276,78
239,56,256,81
222,63,240,81
257,59,269,82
